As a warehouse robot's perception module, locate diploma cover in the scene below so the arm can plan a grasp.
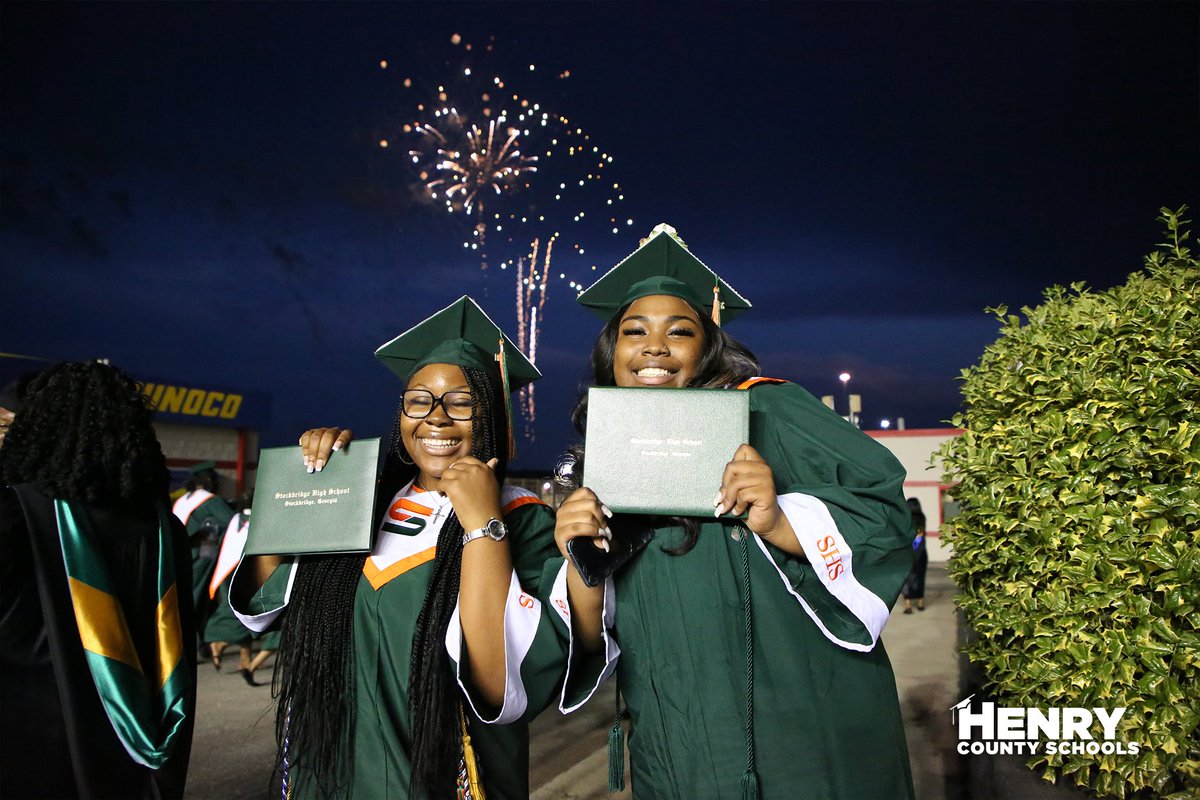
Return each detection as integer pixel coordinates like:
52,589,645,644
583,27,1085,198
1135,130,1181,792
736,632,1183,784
583,387,749,516
244,438,380,556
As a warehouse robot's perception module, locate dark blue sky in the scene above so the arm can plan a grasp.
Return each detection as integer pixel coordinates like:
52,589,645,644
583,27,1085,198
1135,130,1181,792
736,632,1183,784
3,2,1197,469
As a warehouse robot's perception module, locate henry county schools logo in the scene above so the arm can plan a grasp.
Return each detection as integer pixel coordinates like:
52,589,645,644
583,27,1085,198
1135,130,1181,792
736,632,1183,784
951,695,1141,756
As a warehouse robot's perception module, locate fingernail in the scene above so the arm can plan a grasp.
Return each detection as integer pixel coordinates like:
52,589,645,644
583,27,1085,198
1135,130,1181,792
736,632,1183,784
602,526,613,539
714,505,725,518
332,441,343,451
315,459,325,472
601,504,613,518
599,539,610,552
714,491,724,507
307,466,315,474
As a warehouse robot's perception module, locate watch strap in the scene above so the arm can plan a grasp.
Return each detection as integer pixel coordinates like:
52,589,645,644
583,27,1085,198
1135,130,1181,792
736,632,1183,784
462,517,506,546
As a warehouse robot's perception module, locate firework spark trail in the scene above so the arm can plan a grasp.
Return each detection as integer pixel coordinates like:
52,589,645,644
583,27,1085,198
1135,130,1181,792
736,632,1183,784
515,234,556,438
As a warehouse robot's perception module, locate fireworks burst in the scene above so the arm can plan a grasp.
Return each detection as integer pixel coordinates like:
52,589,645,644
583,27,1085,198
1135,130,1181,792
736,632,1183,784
426,117,537,215
378,33,634,436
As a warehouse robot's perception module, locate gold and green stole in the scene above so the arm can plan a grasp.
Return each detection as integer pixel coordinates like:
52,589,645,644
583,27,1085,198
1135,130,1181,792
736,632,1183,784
54,500,191,769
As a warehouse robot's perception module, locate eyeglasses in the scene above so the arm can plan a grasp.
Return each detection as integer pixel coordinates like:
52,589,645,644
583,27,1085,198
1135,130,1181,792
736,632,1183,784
400,389,474,420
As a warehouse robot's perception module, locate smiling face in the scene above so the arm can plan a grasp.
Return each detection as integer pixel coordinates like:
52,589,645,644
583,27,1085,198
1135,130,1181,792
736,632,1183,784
612,294,706,389
400,363,474,490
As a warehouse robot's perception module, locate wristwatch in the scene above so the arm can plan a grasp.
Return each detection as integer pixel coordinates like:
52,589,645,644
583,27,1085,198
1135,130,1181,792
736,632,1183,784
462,517,507,546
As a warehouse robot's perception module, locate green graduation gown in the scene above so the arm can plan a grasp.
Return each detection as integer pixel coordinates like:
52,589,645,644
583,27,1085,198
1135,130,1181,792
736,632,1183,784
548,380,916,800
1,483,197,799
231,481,564,799
171,489,234,613
203,513,279,648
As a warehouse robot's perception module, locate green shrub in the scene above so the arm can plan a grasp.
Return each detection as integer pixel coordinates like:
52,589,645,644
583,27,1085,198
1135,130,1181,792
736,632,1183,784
940,207,1200,799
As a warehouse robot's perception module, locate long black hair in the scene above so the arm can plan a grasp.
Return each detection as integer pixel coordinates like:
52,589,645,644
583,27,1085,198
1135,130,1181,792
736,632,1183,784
271,363,508,799
1,361,169,506
565,302,760,554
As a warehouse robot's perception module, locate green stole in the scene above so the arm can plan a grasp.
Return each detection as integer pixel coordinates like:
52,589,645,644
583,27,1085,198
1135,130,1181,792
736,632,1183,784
53,500,191,769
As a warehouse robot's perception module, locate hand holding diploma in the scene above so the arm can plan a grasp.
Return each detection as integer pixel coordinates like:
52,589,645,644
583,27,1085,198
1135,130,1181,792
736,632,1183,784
716,444,803,556
299,427,353,472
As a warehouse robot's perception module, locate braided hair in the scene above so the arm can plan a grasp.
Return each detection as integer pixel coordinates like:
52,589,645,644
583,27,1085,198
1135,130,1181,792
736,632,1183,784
1,361,169,505
408,363,506,799
566,303,760,555
271,363,507,799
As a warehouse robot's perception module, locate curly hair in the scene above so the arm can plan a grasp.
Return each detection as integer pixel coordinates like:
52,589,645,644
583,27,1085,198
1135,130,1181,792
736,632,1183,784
1,361,169,505
566,301,761,554
271,363,509,799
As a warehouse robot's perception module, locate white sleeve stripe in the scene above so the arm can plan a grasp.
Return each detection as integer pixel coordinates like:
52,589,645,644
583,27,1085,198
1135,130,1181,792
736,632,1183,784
228,558,298,634
448,572,541,724
551,561,619,714
761,492,891,651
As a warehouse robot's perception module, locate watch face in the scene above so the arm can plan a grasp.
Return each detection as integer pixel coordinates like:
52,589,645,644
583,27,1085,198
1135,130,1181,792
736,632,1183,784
484,518,507,541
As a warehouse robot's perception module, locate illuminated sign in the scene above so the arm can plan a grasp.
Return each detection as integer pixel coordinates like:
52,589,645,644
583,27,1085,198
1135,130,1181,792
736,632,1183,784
141,379,270,429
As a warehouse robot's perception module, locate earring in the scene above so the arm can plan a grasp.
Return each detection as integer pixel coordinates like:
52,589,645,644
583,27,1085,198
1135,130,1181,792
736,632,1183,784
397,447,414,465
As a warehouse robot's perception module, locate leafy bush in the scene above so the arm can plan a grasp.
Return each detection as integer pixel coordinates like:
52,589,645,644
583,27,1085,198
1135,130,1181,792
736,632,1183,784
940,208,1199,799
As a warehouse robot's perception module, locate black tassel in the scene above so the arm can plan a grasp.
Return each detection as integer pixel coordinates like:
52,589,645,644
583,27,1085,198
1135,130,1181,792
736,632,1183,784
741,768,760,800
608,690,626,792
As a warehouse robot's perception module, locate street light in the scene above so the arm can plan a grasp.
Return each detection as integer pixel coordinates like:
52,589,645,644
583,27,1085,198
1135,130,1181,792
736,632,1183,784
838,372,850,415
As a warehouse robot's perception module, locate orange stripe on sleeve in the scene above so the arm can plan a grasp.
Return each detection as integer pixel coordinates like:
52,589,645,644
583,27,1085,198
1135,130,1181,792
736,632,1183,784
502,495,547,515
735,376,787,390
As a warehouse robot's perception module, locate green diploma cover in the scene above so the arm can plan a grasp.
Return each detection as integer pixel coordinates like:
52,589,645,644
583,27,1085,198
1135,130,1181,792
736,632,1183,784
244,438,380,555
583,387,749,516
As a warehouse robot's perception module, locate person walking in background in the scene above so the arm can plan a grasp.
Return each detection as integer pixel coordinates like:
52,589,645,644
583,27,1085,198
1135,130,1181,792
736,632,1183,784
0,361,196,799
902,497,928,613
172,460,234,649
203,501,278,685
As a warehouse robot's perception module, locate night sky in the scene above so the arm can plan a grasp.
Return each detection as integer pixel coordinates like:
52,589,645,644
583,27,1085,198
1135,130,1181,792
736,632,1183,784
3,2,1197,470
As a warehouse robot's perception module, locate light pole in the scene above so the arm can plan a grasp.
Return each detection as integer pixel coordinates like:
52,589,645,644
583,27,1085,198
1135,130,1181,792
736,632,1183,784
838,372,850,417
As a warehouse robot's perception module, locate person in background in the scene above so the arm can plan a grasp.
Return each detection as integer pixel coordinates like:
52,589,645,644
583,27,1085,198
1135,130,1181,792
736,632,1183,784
203,499,278,685
902,497,928,613
0,361,196,799
172,460,234,647
0,400,13,449
0,374,36,450
549,225,915,799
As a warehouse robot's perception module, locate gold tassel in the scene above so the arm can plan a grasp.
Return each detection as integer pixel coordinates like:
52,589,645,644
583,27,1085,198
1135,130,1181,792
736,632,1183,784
495,338,516,460
459,703,487,800
711,281,722,326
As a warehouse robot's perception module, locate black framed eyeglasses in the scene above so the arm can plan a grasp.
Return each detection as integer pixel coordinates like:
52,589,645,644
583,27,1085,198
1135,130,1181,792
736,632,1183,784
400,389,474,420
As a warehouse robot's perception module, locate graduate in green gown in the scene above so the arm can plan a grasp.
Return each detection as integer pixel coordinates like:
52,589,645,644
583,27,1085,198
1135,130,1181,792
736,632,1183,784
203,509,278,685
546,225,916,800
230,297,564,799
171,461,234,628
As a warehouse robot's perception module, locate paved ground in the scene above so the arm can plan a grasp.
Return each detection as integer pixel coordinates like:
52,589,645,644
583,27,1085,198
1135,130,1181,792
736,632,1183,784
185,564,962,799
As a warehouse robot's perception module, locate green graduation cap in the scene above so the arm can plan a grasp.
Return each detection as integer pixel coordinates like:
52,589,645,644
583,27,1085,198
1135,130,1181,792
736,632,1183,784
375,296,540,457
188,460,217,474
375,295,540,389
576,223,752,324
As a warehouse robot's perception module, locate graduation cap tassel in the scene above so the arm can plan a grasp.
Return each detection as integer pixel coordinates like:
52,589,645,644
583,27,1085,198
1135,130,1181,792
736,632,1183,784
608,690,626,792
459,703,488,800
495,338,516,460
711,280,722,326
739,529,761,800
